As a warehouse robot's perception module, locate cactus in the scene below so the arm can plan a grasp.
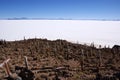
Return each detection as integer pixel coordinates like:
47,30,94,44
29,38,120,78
24,56,29,69
0,59,22,80
98,45,102,68
81,49,84,71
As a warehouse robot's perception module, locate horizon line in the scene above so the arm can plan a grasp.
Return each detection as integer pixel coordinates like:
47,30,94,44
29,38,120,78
0,17,120,21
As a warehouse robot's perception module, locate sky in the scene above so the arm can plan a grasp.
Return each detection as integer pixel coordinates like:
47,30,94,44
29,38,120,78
0,0,120,19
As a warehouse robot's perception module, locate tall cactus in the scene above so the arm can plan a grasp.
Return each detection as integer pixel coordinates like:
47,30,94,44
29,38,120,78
96,45,102,73
98,45,102,67
81,49,84,71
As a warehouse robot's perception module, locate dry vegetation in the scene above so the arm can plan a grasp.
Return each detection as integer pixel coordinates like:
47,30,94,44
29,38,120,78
0,38,120,80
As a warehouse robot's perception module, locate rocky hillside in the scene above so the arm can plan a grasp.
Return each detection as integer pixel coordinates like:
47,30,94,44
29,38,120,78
0,38,120,80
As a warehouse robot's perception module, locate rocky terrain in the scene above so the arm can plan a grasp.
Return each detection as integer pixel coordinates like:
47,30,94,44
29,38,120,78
0,38,120,80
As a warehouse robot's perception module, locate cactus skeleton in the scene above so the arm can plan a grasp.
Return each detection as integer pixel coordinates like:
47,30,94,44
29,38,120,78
24,56,29,69
0,59,11,76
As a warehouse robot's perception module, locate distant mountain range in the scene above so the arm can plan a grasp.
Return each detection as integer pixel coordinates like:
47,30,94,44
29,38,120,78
0,17,120,21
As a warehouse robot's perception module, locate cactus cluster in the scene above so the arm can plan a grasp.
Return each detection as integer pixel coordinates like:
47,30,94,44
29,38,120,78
0,38,120,80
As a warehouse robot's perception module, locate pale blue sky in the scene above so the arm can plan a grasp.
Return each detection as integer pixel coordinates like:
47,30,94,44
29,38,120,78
0,0,120,19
